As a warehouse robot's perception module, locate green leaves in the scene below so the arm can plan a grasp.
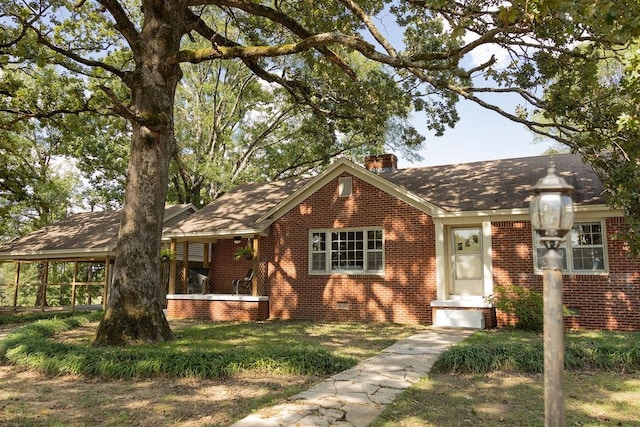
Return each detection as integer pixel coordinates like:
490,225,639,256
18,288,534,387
432,330,640,374
168,25,422,207
1,315,356,379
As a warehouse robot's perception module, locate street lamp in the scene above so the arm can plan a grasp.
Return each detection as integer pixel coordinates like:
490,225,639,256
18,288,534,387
529,162,574,427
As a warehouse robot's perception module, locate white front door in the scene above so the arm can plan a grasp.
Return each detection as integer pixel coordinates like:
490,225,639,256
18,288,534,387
451,227,484,297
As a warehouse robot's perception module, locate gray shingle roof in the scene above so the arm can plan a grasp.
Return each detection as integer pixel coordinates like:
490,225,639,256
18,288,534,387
2,154,606,253
0,205,195,258
165,153,606,239
379,153,605,211
166,178,309,236
0,210,121,256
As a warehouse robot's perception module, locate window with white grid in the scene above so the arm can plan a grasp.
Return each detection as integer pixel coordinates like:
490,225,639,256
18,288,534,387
534,221,607,273
310,228,384,274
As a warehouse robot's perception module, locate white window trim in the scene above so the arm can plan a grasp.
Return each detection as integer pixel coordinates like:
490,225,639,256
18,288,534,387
533,220,609,275
309,228,385,275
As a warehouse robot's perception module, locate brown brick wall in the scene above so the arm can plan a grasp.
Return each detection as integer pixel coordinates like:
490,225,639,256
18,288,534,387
209,240,255,294
166,298,269,321
492,218,640,331
197,175,639,331
263,172,437,324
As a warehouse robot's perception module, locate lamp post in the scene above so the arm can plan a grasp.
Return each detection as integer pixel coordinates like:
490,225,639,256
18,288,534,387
529,162,574,427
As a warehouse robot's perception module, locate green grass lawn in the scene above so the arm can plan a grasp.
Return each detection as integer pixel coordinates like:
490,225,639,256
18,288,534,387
373,329,640,427
1,313,639,426
0,313,431,378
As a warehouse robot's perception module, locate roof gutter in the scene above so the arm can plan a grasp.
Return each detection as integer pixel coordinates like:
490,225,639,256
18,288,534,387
430,204,618,220
161,228,268,242
0,246,116,261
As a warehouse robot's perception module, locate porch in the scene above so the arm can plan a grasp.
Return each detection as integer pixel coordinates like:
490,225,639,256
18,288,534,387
164,234,270,321
0,258,109,313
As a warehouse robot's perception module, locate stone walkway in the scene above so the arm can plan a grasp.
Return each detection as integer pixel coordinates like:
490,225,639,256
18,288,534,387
231,327,473,427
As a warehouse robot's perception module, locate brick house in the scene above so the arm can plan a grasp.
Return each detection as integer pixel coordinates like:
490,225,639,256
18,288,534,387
164,153,640,331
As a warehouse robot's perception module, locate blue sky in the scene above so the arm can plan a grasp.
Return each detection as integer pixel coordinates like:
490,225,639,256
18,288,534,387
370,10,556,169
398,97,555,169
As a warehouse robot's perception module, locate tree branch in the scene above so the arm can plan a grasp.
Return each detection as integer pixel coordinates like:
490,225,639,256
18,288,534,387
188,0,358,79
0,103,100,130
29,26,126,79
167,32,374,64
96,0,141,54
338,0,398,57
98,84,138,124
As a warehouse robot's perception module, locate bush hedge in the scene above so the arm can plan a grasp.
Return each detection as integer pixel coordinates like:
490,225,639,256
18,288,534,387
0,314,355,379
432,331,640,374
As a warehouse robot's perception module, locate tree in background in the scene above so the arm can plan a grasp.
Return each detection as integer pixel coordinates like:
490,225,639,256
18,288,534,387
536,43,640,255
0,65,129,239
2,0,639,345
0,126,79,240
169,39,421,207
0,68,84,240
168,14,422,208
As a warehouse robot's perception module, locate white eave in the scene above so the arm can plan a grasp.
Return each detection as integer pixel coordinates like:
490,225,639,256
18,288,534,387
0,246,116,262
161,227,268,242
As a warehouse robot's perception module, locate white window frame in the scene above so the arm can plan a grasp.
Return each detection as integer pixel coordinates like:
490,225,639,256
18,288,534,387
309,228,384,275
533,220,608,274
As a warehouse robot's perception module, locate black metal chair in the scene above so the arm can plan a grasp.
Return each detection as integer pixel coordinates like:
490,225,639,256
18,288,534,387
232,269,254,295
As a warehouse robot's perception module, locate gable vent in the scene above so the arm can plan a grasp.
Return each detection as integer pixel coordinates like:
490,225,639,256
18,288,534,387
339,176,352,197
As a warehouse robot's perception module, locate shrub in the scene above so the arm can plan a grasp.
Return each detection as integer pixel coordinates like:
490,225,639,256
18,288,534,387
431,340,544,374
0,315,356,379
493,285,543,332
432,330,640,374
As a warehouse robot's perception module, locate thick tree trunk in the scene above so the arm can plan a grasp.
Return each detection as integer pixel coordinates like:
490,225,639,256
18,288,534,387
93,3,184,346
93,118,174,345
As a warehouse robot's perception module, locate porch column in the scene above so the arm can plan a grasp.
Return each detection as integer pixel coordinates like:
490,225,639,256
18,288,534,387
103,256,110,309
13,261,20,310
168,239,177,294
203,243,210,268
71,261,78,312
251,237,259,296
182,240,189,294
482,221,494,298
434,220,446,300
39,261,49,311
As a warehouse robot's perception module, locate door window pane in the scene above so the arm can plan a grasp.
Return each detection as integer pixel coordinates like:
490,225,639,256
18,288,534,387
454,255,482,280
453,229,481,254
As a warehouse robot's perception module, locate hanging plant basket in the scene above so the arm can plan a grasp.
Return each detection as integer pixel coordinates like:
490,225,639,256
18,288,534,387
234,246,254,261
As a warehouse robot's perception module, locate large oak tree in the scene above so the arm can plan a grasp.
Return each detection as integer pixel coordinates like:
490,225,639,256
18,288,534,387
169,32,423,208
2,0,639,345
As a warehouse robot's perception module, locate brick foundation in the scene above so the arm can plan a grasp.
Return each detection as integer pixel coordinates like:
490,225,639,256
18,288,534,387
166,295,269,321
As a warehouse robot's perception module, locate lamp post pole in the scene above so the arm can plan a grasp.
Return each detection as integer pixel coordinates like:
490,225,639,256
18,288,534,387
542,242,565,427
529,163,574,427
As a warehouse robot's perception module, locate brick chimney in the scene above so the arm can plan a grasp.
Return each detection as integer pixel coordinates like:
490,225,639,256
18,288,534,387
365,154,398,173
